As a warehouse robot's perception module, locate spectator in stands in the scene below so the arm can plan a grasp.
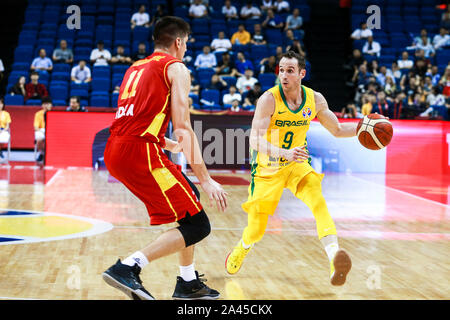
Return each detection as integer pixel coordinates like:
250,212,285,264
222,0,238,20
90,41,111,67
397,51,414,70
131,4,150,29
285,8,303,32
194,46,217,69
352,63,372,88
274,45,284,63
236,69,258,94
34,96,52,162
31,48,53,75
243,82,263,107
66,96,87,112
384,76,397,97
235,52,254,75
350,22,373,40
9,76,26,97
426,65,441,86
372,91,394,118
406,92,426,117
208,74,227,91
71,60,92,84
110,45,132,65
273,0,290,13
376,65,390,87
132,42,149,62
260,0,274,13
362,36,381,58
340,103,362,118
150,4,166,26
215,52,238,77
223,85,242,106
52,40,73,64
231,24,251,45
433,27,450,50
210,31,232,53
240,1,262,20
439,66,450,97
259,55,277,74
361,94,376,115
346,49,365,72
412,49,429,78
441,6,450,29
391,92,407,119
251,24,267,45
389,61,402,84
285,31,306,57
0,97,11,162
262,9,284,29
414,30,435,58
190,72,200,97
25,71,48,102
189,0,208,19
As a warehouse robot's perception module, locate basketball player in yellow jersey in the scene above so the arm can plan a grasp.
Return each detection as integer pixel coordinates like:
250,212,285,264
225,51,357,286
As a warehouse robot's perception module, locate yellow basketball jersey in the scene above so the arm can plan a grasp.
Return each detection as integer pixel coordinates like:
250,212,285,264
251,84,316,175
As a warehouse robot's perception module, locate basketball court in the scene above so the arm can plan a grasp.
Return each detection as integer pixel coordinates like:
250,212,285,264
0,163,448,300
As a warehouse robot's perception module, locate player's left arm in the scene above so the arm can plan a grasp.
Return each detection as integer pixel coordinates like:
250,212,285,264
315,91,358,138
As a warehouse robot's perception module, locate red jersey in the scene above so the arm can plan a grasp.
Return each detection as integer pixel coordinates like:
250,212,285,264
109,52,182,147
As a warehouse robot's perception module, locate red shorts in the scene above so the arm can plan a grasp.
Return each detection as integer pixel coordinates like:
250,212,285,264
104,135,203,225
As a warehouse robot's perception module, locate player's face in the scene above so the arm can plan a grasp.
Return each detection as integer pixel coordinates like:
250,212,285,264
278,58,305,91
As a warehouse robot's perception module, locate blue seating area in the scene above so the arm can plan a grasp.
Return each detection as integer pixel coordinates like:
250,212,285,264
5,0,311,109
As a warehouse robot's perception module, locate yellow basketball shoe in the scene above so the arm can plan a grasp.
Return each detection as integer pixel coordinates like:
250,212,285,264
330,249,352,286
225,240,253,275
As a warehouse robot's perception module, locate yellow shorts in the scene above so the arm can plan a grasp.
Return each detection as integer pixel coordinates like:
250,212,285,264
242,161,324,215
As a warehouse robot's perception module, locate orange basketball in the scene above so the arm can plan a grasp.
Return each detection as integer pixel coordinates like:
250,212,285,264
357,113,393,150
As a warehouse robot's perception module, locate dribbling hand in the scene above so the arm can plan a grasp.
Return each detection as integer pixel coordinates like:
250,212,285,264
201,178,228,212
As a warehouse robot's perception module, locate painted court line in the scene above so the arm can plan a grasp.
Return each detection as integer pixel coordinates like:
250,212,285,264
46,169,63,187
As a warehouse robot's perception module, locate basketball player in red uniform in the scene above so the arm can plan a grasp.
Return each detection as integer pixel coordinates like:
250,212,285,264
102,17,228,300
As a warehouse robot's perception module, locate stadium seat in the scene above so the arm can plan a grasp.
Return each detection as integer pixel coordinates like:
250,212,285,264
201,89,221,105
90,94,110,107
4,95,24,106
70,88,89,99
258,73,277,88
91,78,111,92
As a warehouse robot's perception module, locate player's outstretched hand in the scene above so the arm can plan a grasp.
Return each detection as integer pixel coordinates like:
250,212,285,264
201,178,228,212
281,146,309,163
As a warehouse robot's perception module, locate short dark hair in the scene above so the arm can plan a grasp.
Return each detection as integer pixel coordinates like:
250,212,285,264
280,50,306,70
70,96,80,103
30,71,39,77
153,16,191,49
41,96,53,104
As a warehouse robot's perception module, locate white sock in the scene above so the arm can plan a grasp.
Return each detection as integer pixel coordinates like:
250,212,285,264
179,263,196,282
241,239,252,249
325,243,339,262
122,251,149,269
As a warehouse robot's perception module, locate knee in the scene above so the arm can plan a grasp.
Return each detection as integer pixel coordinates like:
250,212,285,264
177,210,210,247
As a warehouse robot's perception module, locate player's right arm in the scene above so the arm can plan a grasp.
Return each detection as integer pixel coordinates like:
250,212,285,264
168,62,228,212
250,91,309,162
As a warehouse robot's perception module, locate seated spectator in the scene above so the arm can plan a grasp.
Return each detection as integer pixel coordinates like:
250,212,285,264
426,65,441,87
376,65,390,87
362,36,381,58
150,4,166,26
397,51,414,70
90,41,111,66
190,72,200,96
30,48,53,75
413,50,429,78
260,0,274,13
351,22,373,40
273,0,290,13
285,8,303,31
208,74,227,91
389,61,402,84
215,52,238,77
259,55,277,74
9,76,26,96
66,96,87,112
285,39,306,58
71,60,92,83
34,96,52,162
391,92,407,119
231,24,251,45
0,97,11,162
243,82,263,107
372,91,394,118
25,71,48,102
132,42,149,62
223,85,242,105
441,6,450,29
433,27,450,50
222,0,238,20
352,63,372,88
210,31,232,53
110,45,132,65
194,46,217,69
340,103,362,118
423,76,434,94
361,94,376,115
262,9,284,29
274,45,284,63
414,30,435,58
189,0,208,19
52,40,73,64
229,99,242,112
236,69,258,94
346,49,365,72
235,52,254,75
251,24,267,45
240,1,262,20
131,4,150,29
384,76,397,96
439,66,450,97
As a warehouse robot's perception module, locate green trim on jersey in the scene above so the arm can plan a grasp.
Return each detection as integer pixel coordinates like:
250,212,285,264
278,84,307,114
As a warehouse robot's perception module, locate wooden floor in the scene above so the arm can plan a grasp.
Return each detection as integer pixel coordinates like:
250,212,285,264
0,165,448,300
